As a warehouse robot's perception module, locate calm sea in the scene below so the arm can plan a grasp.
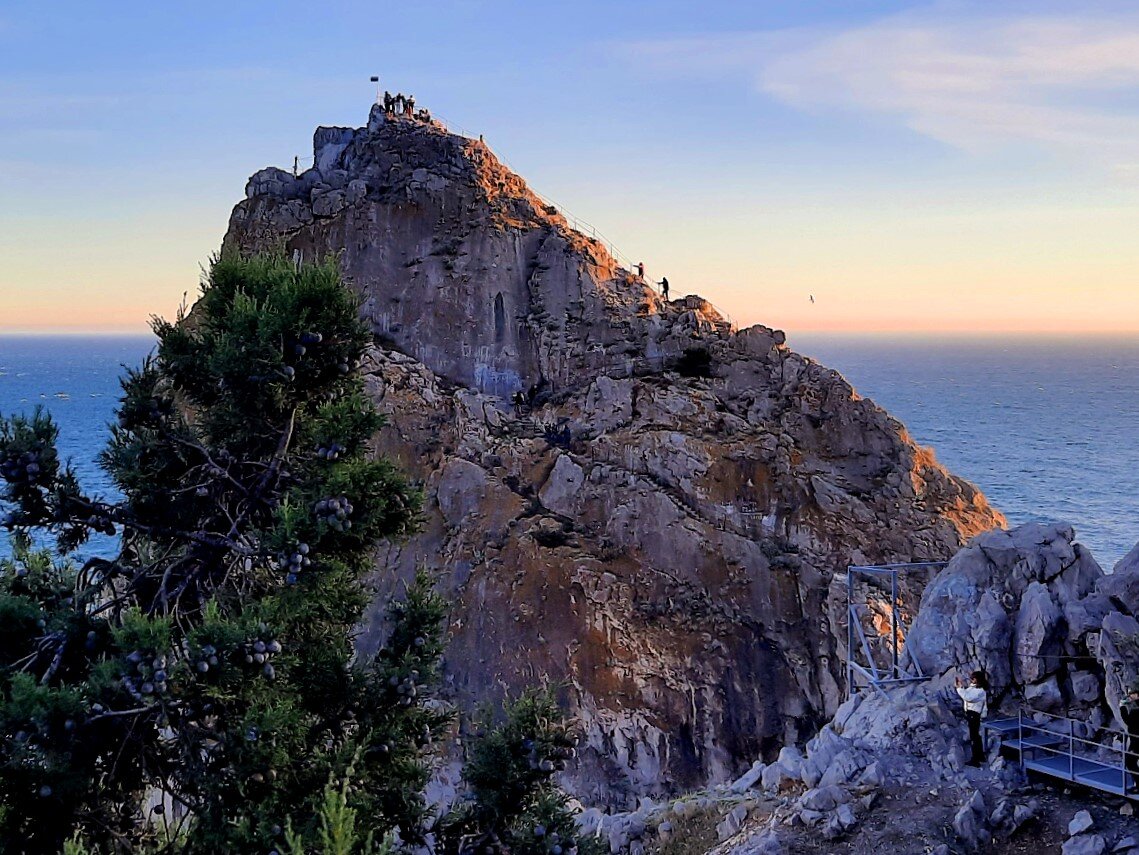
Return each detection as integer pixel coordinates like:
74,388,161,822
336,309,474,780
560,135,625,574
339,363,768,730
795,335,1139,569
1,334,1137,568
0,335,155,561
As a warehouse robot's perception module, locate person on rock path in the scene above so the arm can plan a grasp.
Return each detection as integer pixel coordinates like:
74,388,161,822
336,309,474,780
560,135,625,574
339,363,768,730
1121,687,1139,793
659,276,669,300
956,670,989,767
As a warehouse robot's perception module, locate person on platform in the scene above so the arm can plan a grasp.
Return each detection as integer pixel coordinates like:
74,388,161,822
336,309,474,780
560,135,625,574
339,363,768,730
1120,686,1139,792
956,670,989,767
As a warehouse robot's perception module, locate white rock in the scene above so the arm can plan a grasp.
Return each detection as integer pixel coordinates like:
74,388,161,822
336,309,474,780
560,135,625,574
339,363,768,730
1063,835,1107,855
730,760,766,793
1069,810,1094,836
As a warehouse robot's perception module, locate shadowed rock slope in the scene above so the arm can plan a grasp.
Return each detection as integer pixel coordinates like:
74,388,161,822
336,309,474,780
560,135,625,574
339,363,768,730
223,104,1004,806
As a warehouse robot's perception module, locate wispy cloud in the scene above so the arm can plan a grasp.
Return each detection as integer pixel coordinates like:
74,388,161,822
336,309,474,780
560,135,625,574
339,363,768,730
629,9,1139,172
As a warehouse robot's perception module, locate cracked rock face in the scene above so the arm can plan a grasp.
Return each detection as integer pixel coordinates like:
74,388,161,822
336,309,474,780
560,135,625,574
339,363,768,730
223,105,1004,806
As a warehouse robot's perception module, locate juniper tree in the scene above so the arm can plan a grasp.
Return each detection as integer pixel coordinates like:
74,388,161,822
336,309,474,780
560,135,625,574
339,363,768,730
0,255,449,853
437,689,601,855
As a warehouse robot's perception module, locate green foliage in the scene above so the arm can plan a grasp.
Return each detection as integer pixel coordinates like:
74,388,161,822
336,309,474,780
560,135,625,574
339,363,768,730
0,255,446,854
438,688,601,855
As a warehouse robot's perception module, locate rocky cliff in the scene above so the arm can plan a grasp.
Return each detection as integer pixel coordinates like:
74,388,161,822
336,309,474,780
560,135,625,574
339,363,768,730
223,104,1004,806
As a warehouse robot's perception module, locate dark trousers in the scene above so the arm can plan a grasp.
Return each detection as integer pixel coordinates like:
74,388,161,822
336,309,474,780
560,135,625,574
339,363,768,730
966,711,984,765
1127,738,1139,792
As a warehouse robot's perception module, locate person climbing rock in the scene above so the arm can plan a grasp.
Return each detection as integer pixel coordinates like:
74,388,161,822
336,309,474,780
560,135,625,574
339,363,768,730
659,277,670,300
956,670,989,767
636,261,644,280
1121,686,1139,792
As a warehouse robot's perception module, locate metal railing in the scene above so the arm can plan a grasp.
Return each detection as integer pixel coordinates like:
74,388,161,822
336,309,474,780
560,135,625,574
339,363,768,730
1008,709,1138,798
430,113,739,330
284,109,741,331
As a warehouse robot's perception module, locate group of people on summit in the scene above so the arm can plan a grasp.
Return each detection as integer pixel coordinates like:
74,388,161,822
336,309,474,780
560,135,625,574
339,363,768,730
381,91,431,123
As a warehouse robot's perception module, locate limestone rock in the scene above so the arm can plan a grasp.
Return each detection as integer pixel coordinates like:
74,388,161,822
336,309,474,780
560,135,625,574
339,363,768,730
1014,582,1064,684
952,789,991,853
1068,809,1094,836
1063,835,1107,855
729,760,766,794
224,104,1005,805
1025,674,1063,711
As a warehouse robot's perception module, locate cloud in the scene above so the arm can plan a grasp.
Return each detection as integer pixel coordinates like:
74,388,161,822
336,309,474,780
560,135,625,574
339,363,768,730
629,9,1139,169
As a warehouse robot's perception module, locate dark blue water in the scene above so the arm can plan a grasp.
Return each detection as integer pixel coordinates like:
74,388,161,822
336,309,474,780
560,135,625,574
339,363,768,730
795,335,1139,570
2,335,1137,569
0,335,155,560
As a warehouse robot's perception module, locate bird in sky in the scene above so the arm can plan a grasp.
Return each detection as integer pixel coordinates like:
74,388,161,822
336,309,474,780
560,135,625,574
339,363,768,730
809,294,815,304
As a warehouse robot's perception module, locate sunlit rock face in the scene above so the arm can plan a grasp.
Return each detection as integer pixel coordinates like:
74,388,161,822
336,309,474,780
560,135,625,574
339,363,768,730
223,105,1004,807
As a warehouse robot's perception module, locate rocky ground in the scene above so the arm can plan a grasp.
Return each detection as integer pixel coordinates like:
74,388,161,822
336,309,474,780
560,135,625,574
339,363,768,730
578,693,1139,855
572,525,1139,853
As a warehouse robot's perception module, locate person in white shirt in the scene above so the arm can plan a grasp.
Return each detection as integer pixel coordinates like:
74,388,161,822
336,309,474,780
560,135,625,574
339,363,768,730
956,670,989,767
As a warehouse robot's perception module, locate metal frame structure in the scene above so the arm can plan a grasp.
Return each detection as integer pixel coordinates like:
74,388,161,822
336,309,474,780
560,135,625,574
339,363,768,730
845,562,947,697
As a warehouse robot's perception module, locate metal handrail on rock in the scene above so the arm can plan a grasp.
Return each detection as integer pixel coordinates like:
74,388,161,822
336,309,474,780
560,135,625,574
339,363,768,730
985,708,1139,800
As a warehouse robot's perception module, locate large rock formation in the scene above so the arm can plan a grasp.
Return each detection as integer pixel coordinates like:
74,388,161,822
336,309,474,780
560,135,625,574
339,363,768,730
223,104,1003,806
906,522,1139,727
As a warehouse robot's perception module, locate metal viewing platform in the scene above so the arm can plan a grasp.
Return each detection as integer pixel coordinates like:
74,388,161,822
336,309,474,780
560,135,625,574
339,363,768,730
985,711,1139,800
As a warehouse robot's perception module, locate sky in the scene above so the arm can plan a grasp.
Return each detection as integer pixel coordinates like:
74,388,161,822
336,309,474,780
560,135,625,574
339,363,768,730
2,0,1139,335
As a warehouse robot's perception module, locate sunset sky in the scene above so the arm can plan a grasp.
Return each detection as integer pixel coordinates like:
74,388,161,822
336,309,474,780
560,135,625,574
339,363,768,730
3,0,1139,335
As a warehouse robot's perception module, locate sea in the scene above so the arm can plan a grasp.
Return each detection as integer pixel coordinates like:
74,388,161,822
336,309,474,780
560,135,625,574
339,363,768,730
1,334,1137,569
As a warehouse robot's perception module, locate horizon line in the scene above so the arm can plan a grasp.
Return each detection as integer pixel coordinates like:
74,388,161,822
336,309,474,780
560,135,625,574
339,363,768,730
2,327,1138,340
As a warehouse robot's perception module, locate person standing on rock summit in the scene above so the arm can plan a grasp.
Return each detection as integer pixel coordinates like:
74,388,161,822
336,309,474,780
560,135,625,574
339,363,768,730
1121,686,1139,792
956,670,989,767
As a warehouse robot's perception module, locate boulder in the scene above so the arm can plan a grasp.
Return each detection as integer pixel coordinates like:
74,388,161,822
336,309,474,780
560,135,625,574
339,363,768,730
1063,835,1107,855
952,790,991,853
798,785,850,812
818,749,868,788
776,746,803,778
760,762,797,794
1098,612,1139,725
1025,675,1064,711
1014,582,1064,684
729,760,766,794
909,524,1101,696
799,729,851,788
1100,541,1139,614
716,804,748,841
1068,809,1094,836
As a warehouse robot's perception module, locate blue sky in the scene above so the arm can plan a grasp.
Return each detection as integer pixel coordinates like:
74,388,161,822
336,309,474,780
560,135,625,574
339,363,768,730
3,0,1139,334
